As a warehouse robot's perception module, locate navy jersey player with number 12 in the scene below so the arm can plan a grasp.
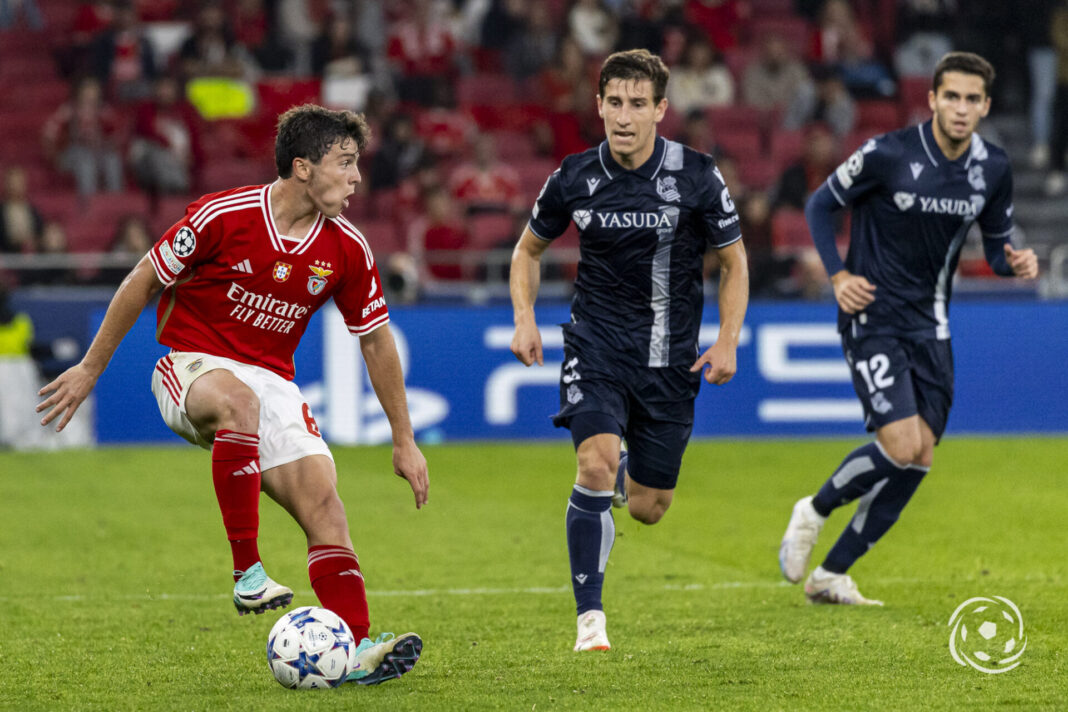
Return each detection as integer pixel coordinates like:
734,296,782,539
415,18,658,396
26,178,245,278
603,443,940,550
779,52,1039,605
510,49,749,652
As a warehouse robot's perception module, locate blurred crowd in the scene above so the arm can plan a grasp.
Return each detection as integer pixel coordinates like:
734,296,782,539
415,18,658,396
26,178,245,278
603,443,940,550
1,0,1066,300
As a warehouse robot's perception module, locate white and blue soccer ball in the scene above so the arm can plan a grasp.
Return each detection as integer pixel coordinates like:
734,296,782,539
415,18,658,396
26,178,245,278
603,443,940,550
266,606,356,689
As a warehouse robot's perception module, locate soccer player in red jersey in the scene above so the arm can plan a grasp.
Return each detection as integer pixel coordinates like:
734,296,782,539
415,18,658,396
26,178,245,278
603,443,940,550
36,105,426,686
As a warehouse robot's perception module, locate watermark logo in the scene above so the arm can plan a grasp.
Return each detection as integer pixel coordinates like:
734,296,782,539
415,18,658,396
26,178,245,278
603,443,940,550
948,596,1026,674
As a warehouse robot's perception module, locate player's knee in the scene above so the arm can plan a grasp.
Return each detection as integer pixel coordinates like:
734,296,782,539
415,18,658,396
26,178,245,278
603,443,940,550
216,384,260,432
881,437,923,467
628,494,671,525
575,454,616,491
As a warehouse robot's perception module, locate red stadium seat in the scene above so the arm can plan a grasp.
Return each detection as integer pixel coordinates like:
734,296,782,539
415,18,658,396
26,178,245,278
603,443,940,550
65,192,152,252
771,208,812,255
457,73,519,107
512,158,558,198
491,131,537,161
856,100,903,135
706,105,770,132
737,160,780,191
256,78,322,119
769,129,805,166
747,16,812,57
467,212,516,250
715,127,763,161
346,217,404,257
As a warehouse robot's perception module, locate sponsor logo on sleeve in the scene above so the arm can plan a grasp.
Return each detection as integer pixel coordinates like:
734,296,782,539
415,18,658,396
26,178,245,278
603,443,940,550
158,241,184,275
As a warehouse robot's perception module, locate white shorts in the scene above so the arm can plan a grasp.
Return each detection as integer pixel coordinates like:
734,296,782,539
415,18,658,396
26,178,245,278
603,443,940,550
151,351,333,471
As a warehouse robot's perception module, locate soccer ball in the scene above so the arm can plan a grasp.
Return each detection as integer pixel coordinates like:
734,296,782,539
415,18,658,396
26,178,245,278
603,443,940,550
266,606,356,689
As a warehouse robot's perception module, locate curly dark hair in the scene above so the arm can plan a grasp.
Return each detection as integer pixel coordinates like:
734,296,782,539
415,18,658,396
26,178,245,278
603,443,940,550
275,104,371,178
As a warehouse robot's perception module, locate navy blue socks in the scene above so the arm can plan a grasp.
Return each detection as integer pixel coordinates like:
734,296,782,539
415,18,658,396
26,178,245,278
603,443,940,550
566,485,615,615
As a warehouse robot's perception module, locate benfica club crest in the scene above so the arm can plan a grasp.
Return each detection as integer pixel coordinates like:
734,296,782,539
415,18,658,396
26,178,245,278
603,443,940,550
307,263,334,295
272,261,292,282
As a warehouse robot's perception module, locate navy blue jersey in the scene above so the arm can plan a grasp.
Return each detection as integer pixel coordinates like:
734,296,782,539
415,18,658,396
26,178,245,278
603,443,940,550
828,119,1014,340
528,136,742,367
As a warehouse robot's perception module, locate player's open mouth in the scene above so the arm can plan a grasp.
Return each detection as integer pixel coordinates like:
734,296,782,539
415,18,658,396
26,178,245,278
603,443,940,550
614,131,635,139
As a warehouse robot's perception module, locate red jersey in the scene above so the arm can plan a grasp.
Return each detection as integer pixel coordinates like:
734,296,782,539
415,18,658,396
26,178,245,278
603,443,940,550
148,183,388,380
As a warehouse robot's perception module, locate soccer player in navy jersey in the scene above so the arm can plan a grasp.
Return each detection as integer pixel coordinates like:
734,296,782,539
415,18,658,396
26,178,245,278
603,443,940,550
778,52,1039,605
509,49,749,650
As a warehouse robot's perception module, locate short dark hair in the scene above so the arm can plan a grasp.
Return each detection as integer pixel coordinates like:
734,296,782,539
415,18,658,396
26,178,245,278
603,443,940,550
275,104,371,178
598,49,670,104
932,52,995,96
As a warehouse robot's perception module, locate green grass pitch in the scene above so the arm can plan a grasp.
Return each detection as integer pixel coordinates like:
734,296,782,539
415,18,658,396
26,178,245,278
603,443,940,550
1,437,1066,710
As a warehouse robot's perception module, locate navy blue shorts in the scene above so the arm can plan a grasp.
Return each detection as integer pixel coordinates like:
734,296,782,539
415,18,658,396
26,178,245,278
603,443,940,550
842,332,954,440
552,340,699,491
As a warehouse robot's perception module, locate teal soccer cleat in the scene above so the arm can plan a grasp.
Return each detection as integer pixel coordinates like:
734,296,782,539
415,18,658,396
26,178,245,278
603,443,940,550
232,562,293,616
346,632,423,685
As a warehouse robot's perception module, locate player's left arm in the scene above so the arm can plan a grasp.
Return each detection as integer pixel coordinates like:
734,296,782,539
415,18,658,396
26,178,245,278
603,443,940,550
979,167,1039,280
359,324,429,509
691,239,749,385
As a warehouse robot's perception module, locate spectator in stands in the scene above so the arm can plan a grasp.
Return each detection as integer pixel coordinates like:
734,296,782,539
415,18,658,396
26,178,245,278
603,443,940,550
684,0,747,53
536,35,600,159
311,11,371,77
0,0,44,30
26,221,73,286
666,30,734,115
674,109,720,157
504,3,558,80
386,0,463,105
90,0,158,101
275,0,327,75
568,0,619,57
95,213,153,284
742,33,812,112
447,134,523,215
809,0,894,98
893,0,956,79
407,186,470,281
784,64,856,138
769,122,838,212
1045,1,1068,195
178,2,255,80
370,112,427,193
55,0,111,78
736,190,793,298
232,0,293,74
1020,1,1059,168
42,77,125,198
480,0,528,55
128,75,204,196
0,167,44,255
414,82,477,159
617,0,678,57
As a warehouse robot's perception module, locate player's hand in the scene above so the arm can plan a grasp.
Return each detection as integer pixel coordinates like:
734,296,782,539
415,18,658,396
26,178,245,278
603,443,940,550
1004,244,1039,280
690,341,737,385
510,318,543,367
392,437,429,509
36,363,100,432
831,270,876,314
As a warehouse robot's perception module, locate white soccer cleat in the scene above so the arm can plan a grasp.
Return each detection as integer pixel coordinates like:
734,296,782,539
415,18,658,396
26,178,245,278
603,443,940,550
232,562,293,615
574,609,611,652
779,495,826,583
804,566,884,606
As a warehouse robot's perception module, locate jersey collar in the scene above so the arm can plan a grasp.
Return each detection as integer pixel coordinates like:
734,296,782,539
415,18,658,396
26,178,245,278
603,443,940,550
597,135,667,181
919,119,985,168
261,181,326,255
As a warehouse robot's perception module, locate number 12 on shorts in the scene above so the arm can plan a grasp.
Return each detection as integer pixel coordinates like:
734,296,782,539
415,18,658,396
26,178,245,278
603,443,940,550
855,353,894,394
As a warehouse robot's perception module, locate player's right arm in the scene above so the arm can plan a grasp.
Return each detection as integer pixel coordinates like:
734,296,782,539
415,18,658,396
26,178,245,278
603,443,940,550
510,226,550,366
37,255,164,431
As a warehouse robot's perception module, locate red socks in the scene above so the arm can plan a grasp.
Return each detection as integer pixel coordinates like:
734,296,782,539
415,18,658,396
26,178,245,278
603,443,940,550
308,545,370,640
211,430,261,578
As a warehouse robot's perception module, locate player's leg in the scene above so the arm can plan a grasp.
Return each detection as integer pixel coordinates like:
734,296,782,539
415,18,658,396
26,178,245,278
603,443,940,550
260,455,421,685
568,421,621,652
621,417,689,525
151,353,287,614
780,335,917,588
184,369,268,583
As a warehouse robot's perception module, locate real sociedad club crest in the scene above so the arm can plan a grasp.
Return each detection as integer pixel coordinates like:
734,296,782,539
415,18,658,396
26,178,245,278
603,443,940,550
273,261,292,282
307,261,334,295
656,176,681,202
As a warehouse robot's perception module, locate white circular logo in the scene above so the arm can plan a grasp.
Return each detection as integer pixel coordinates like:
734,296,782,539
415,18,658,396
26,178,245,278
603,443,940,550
948,596,1026,674
172,227,196,258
